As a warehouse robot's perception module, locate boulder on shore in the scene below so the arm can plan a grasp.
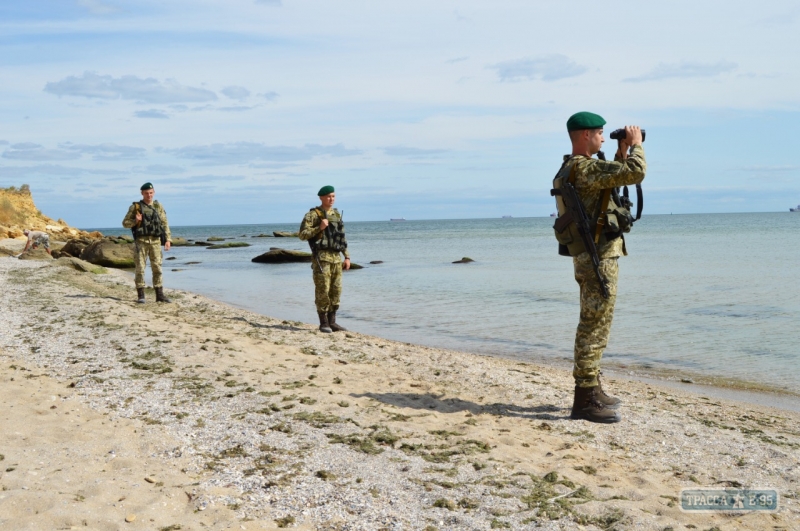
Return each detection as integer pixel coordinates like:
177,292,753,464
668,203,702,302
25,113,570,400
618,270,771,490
452,257,475,264
273,231,298,238
53,256,107,274
252,248,312,263
80,239,135,268
60,238,93,258
170,237,190,246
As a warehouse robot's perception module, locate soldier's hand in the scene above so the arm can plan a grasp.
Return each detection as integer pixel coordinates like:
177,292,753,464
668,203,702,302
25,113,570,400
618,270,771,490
135,213,143,222
343,258,351,270
165,241,171,251
625,125,643,146
320,219,329,230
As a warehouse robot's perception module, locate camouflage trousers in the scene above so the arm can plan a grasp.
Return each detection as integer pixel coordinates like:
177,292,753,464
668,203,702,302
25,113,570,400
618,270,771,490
134,239,163,288
312,259,342,313
573,253,619,388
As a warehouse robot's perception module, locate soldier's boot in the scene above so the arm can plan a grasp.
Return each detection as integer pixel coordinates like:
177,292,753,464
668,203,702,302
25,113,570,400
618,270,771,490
318,312,333,333
136,287,146,304
596,373,621,410
155,287,172,303
327,306,347,332
570,385,621,424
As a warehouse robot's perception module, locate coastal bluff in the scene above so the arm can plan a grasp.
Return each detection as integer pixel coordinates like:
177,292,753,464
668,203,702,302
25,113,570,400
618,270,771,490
0,184,100,241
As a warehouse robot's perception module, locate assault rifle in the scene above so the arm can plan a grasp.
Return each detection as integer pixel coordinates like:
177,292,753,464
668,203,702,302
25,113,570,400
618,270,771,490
551,159,610,299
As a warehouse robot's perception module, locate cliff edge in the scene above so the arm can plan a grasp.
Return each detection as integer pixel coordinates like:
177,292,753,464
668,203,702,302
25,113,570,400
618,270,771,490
0,185,100,241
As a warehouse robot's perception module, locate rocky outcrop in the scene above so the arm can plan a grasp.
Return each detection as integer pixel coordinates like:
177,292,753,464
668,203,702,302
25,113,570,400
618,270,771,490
0,185,99,242
60,238,93,258
80,239,135,268
273,231,299,238
53,257,107,274
252,249,312,263
18,248,53,261
170,237,189,246
207,242,251,249
452,257,475,264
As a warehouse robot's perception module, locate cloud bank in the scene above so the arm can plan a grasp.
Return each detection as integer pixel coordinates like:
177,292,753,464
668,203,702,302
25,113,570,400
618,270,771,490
624,61,737,82
490,55,587,82
44,72,218,104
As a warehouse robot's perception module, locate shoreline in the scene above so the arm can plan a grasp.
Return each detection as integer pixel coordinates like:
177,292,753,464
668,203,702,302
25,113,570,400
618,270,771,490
1,256,798,529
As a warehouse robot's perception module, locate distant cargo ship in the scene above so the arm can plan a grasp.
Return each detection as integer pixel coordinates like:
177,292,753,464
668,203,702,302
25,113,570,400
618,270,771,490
390,218,406,222
791,205,800,212
550,212,557,217
502,215,512,218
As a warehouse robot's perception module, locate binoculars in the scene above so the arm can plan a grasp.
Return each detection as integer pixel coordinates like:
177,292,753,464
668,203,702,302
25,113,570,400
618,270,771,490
610,128,646,142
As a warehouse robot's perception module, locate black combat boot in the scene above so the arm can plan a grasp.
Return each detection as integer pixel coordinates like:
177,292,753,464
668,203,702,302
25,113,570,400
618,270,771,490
596,373,621,409
136,287,146,304
155,287,172,303
570,386,621,424
318,312,332,333
327,305,347,332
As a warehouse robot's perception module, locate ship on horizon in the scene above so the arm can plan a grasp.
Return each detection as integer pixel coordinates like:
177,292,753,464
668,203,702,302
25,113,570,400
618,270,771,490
791,204,800,212
390,217,406,222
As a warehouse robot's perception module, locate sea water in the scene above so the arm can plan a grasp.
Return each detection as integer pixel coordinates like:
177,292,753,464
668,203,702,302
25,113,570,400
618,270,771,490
93,213,800,392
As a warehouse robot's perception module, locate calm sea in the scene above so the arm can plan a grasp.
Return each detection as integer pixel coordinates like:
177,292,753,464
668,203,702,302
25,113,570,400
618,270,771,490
93,213,800,392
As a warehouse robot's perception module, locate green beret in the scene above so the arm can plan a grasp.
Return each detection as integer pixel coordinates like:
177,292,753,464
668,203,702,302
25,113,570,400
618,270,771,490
317,185,335,196
566,112,606,132
140,182,154,191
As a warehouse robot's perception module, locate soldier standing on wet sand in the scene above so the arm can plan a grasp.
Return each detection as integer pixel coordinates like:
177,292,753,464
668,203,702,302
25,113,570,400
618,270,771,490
122,182,172,304
298,185,351,333
551,112,646,423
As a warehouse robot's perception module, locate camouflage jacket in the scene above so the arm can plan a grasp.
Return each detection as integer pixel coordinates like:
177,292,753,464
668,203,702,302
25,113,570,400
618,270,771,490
298,207,350,263
563,145,646,258
122,200,171,244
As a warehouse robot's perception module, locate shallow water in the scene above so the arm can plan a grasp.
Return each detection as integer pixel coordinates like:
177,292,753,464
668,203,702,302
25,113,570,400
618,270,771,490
92,212,800,392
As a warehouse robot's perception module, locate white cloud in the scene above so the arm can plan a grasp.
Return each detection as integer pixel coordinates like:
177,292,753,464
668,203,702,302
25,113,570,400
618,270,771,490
218,105,256,112
3,143,81,161
0,164,127,178
131,164,186,175
221,86,251,100
624,61,738,82
159,142,362,165
44,72,218,104
156,174,247,184
134,109,170,119
384,146,448,159
60,142,146,160
258,91,279,101
77,0,120,15
490,55,587,82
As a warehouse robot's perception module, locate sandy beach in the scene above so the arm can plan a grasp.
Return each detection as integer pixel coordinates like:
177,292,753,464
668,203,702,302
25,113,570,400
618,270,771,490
1,253,798,530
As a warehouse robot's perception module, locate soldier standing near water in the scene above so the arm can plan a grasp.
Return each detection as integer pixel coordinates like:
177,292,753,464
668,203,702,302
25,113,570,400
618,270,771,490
298,185,351,333
122,182,172,304
551,112,646,423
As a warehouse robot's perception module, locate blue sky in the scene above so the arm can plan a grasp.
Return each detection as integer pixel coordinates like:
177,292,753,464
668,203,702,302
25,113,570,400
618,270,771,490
1,0,799,227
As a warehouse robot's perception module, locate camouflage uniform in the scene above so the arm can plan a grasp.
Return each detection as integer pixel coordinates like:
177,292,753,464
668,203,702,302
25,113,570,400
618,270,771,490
564,145,646,387
122,201,171,289
298,208,350,313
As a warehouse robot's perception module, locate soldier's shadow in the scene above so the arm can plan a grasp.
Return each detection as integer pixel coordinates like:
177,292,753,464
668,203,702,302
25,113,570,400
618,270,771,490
351,392,568,421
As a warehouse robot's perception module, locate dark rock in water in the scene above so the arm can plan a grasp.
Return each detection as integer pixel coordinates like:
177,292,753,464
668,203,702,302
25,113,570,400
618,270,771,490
273,231,298,238
53,256,107,274
166,256,177,260
194,241,211,246
19,248,53,261
452,257,475,264
252,234,273,238
369,260,384,264
240,234,247,237
252,248,312,263
185,261,201,265
207,236,225,242
170,237,190,246
171,268,185,272
346,263,364,270
206,242,251,249
80,239,135,268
